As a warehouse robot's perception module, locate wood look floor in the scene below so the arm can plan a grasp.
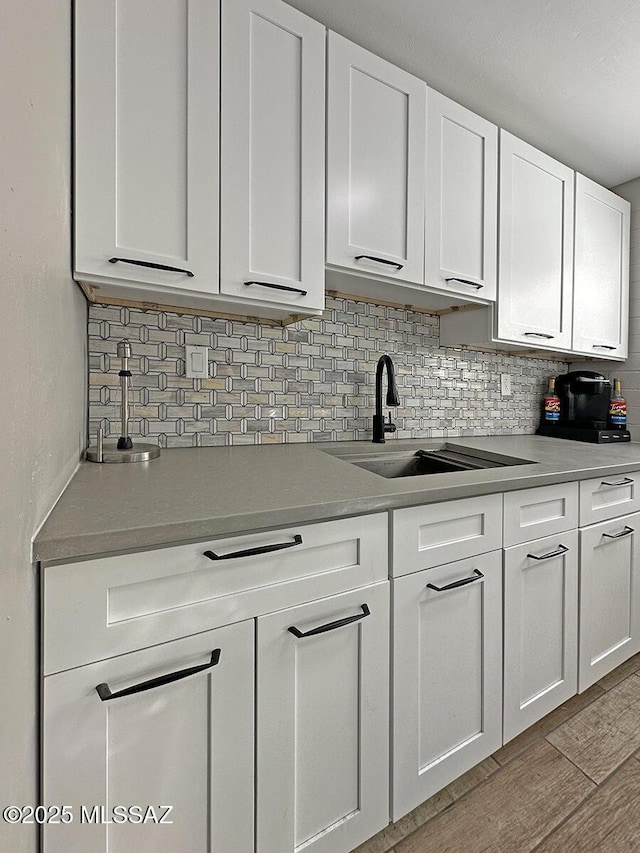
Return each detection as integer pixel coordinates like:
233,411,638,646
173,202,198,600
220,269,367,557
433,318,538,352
356,652,640,853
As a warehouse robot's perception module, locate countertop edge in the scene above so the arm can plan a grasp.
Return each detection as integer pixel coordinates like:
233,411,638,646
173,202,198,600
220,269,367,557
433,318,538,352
35,448,640,564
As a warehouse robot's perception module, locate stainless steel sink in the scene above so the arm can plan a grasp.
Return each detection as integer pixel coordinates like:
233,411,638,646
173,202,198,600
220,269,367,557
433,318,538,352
329,444,533,479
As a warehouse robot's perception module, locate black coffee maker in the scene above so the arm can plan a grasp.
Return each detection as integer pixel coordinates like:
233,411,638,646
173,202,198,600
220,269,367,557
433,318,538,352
537,370,630,443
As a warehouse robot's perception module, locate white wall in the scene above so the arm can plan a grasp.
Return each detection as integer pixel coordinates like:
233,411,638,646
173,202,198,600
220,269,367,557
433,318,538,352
0,1,86,850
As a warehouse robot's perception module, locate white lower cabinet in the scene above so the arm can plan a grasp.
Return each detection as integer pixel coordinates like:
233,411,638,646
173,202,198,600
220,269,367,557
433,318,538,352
503,530,578,741
392,551,503,821
42,621,255,853
42,480,640,852
578,513,640,691
256,583,390,853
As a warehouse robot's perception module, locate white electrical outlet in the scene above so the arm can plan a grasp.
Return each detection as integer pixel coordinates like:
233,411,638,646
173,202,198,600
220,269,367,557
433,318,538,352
501,373,512,397
185,345,209,379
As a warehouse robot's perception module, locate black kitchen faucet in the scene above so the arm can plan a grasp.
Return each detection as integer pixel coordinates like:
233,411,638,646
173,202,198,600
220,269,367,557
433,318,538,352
372,354,400,443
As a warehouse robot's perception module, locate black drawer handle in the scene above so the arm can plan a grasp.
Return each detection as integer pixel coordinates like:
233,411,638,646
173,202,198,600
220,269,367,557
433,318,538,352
603,526,634,539
524,332,554,339
244,281,307,296
355,255,404,271
426,568,484,592
601,478,633,487
592,344,617,350
527,544,569,561
109,257,194,277
445,278,484,290
288,604,370,638
204,534,302,561
95,649,221,701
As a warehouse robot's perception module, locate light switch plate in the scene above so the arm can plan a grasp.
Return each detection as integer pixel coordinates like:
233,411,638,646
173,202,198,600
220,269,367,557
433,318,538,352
185,345,209,379
501,373,512,397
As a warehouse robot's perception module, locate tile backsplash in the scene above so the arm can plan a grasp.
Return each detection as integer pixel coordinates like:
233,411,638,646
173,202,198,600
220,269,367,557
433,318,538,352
88,297,567,447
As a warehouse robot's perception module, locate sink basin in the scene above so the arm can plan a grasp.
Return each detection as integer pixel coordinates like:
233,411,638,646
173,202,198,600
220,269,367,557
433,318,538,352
330,444,533,479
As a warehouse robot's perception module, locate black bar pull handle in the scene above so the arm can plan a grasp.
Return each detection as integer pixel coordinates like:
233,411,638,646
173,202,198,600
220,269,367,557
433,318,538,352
592,344,617,350
244,281,307,296
427,568,484,592
524,331,555,339
355,255,404,271
109,257,194,277
96,649,221,701
603,526,634,539
527,544,569,561
204,534,302,561
601,477,634,487
288,604,370,638
445,278,484,290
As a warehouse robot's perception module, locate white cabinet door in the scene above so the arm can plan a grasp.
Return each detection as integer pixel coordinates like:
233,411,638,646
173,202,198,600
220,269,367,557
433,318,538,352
42,621,254,853
579,514,640,691
392,552,502,821
497,131,574,350
327,32,426,285
257,583,389,853
425,90,498,301
573,174,630,359
220,0,325,311
503,530,578,742
75,0,219,295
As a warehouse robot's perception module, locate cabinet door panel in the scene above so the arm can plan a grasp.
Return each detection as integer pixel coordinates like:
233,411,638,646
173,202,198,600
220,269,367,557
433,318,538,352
497,131,574,349
579,514,640,690
75,0,219,292
425,90,498,300
257,583,389,853
392,552,502,821
43,622,254,853
221,0,325,309
504,530,578,742
573,174,630,358
327,32,426,284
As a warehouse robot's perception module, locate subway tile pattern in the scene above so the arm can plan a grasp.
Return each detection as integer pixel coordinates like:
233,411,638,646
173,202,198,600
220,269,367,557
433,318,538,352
88,298,568,447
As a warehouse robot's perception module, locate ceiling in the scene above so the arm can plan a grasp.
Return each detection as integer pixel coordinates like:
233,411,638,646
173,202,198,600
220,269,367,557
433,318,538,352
287,0,640,188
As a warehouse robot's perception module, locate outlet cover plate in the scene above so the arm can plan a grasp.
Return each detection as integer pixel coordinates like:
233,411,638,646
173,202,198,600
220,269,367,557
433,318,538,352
185,345,209,379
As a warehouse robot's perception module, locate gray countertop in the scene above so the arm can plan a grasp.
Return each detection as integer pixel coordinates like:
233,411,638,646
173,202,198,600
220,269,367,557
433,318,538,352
34,435,640,563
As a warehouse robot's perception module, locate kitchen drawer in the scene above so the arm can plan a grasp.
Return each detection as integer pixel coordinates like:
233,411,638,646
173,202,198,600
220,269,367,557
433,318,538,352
392,494,502,577
579,472,640,526
43,514,387,675
503,482,578,547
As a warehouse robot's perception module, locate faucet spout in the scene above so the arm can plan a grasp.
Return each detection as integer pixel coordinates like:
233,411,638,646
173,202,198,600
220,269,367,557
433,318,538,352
373,354,400,443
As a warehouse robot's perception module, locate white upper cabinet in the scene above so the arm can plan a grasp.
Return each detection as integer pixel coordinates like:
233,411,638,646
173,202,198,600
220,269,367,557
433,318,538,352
74,0,219,298
220,0,326,311
497,131,574,350
572,174,630,359
326,32,427,285
425,90,498,301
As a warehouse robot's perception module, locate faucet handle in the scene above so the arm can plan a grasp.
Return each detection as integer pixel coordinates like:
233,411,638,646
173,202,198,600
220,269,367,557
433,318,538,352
385,411,397,434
